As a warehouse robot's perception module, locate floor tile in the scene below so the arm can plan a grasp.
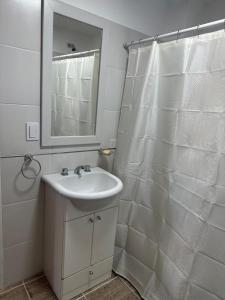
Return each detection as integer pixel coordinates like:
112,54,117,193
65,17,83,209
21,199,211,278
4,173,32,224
25,277,57,299
82,273,117,295
24,272,44,283
0,286,29,300
0,281,23,294
120,278,141,297
0,274,140,300
109,278,140,300
71,294,85,299
85,278,140,300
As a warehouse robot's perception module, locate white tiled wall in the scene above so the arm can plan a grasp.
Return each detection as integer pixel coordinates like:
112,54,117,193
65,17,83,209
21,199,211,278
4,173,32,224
1,152,99,286
0,0,145,287
0,45,40,105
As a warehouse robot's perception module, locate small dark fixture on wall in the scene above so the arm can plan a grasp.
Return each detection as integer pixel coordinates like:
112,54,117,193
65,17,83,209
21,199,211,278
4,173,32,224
67,42,76,52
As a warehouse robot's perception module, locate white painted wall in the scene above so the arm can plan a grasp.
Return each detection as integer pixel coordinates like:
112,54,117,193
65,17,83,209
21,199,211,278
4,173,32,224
162,0,225,34
61,0,166,35
201,0,225,24
53,26,100,55
61,0,225,36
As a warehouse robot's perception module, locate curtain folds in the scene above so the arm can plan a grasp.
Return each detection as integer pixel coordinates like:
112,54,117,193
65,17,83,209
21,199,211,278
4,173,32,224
51,52,99,136
114,30,225,300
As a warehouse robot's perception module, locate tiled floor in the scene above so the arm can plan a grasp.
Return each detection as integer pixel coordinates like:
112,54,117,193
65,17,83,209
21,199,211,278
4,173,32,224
0,273,141,300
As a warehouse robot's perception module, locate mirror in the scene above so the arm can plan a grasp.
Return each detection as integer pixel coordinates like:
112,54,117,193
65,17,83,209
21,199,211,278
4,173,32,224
41,0,104,147
51,14,102,137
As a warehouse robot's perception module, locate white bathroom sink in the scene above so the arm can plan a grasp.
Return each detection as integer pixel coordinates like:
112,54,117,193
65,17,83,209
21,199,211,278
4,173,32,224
42,167,123,200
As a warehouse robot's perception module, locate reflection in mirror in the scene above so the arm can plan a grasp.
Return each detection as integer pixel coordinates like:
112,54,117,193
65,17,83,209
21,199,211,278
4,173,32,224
51,13,102,137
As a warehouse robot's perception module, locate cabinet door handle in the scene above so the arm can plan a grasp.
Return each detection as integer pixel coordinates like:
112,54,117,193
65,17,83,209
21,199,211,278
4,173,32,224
89,270,94,275
96,215,101,221
89,217,94,223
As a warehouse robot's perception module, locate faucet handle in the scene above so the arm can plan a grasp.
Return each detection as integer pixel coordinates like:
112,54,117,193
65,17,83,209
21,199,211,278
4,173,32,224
61,168,69,176
74,165,84,176
84,165,91,172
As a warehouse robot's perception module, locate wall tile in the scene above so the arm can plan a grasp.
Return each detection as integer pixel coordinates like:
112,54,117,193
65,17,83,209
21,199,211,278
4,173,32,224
104,67,125,111
51,151,99,173
2,199,43,248
0,0,41,51
0,45,40,105
0,104,41,156
101,110,120,148
4,239,43,287
0,0,145,288
98,149,115,172
1,155,51,205
104,24,131,71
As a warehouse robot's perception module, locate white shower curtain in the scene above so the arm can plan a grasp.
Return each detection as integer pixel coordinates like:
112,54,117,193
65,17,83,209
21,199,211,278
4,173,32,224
114,30,225,300
51,52,99,136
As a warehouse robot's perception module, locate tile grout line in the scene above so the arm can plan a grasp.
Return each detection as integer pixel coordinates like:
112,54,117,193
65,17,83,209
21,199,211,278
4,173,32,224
0,274,44,296
0,283,24,295
23,283,31,300
83,293,88,300
120,277,140,298
83,276,118,297
0,42,40,54
73,293,86,300
24,274,44,285
3,198,40,208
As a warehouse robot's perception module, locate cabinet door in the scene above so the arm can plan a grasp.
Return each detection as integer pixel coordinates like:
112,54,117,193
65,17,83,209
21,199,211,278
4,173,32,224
91,207,118,265
63,214,94,278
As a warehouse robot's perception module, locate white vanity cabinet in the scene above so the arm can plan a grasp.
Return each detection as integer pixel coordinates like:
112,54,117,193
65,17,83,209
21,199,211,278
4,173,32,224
63,215,93,278
44,186,119,300
91,208,118,264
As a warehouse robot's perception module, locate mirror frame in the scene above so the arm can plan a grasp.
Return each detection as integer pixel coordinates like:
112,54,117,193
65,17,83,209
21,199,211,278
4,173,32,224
41,0,104,147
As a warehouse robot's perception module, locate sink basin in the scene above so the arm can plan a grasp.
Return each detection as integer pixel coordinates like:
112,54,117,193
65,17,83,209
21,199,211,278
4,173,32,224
42,167,123,200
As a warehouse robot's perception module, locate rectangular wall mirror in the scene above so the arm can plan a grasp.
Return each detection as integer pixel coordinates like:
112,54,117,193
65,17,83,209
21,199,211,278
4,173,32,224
42,0,103,147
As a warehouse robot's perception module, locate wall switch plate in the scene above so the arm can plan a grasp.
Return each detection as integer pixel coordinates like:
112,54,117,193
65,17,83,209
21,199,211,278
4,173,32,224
26,122,39,141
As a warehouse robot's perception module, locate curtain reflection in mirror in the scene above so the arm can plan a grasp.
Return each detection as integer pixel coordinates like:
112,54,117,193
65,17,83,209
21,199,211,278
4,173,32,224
51,50,100,136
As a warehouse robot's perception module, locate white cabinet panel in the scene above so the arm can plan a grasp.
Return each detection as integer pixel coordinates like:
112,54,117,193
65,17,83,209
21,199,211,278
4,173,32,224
62,257,113,299
63,214,94,278
91,207,118,264
62,267,89,296
91,257,113,282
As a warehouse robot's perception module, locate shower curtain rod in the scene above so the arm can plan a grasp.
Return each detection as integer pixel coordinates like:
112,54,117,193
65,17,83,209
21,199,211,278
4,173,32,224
124,18,225,50
53,48,100,61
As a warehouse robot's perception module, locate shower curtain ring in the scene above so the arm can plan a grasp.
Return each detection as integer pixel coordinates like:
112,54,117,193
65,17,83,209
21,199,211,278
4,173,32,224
224,19,225,32
131,41,134,48
196,25,200,38
176,29,180,42
154,34,159,42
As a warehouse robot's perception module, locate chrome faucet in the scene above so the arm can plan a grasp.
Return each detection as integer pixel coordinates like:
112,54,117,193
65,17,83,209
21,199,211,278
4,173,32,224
61,168,69,176
74,165,91,177
84,165,91,172
74,165,84,177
